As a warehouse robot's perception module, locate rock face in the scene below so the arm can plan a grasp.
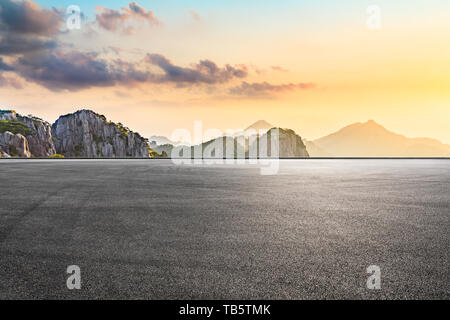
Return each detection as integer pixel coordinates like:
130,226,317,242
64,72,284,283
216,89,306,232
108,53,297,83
0,110,54,157
52,110,151,158
181,128,310,158
252,128,309,158
18,115,56,157
277,128,309,158
0,146,6,158
0,131,31,157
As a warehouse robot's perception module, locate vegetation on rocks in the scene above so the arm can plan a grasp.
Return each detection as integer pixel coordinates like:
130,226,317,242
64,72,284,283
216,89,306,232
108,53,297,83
0,110,16,114
0,120,34,136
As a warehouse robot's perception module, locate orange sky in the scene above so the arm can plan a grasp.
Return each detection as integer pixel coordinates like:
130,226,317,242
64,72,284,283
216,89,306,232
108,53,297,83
0,0,449,143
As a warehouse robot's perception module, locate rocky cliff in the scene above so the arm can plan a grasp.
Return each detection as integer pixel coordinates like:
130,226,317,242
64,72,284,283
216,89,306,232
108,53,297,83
0,131,31,157
279,128,309,157
52,110,152,158
0,110,55,157
172,127,309,158
253,128,309,158
17,115,56,157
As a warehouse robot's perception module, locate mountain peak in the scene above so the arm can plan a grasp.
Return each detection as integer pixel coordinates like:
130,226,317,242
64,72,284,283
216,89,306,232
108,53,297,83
342,119,386,132
246,120,273,131
358,120,389,132
363,119,382,127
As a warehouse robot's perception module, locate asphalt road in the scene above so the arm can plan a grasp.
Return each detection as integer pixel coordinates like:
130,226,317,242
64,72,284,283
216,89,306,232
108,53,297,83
0,159,449,299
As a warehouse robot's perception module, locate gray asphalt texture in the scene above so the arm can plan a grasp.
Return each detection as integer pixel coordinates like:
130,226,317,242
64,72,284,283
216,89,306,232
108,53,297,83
0,159,449,300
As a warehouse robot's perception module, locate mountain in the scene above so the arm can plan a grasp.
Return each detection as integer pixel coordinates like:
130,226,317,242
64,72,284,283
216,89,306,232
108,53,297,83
150,143,173,157
313,120,450,157
2,111,449,158
52,110,155,158
261,128,309,158
1,109,162,158
149,135,175,146
303,140,331,157
179,128,309,158
231,120,274,138
245,120,273,133
0,131,31,157
149,135,190,147
246,128,309,158
0,110,56,157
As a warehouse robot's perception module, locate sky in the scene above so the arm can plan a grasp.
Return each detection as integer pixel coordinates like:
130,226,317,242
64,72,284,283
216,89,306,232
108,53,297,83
0,0,449,143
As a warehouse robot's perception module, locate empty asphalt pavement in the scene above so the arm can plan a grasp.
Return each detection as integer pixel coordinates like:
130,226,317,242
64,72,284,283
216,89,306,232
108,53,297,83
0,159,449,299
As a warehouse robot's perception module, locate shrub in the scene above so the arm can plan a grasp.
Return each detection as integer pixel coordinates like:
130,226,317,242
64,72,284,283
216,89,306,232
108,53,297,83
50,154,65,158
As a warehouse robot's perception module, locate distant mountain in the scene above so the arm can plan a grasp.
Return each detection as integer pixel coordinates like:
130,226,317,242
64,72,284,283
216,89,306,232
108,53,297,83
304,140,331,157
150,143,173,157
149,135,190,146
231,120,274,138
2,111,449,158
261,128,309,158
247,128,309,158
149,135,174,146
313,120,450,157
181,128,309,158
245,120,273,133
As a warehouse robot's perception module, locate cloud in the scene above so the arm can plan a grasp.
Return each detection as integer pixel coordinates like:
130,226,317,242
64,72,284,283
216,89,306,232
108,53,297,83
145,54,248,84
0,57,14,71
0,57,22,88
229,81,315,97
15,50,153,91
115,90,131,98
128,2,157,20
0,0,62,36
0,33,57,55
0,1,247,92
0,74,24,89
12,50,248,91
0,1,62,57
105,46,122,55
271,66,288,72
95,2,160,33
188,10,201,22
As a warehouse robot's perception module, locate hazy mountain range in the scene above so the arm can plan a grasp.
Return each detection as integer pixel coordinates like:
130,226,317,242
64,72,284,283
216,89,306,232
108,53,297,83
309,120,450,157
1,109,449,158
158,119,450,158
